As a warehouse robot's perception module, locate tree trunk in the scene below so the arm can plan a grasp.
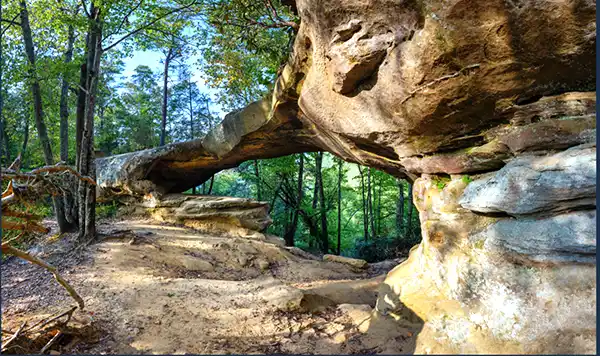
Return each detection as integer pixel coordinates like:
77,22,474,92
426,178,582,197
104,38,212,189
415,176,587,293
207,175,214,195
376,174,381,236
188,75,194,140
59,22,75,163
396,180,404,237
407,183,414,237
315,152,328,253
20,0,74,233
337,159,342,255
367,168,375,238
0,0,8,167
21,115,28,158
160,47,173,146
77,7,102,242
284,154,304,246
254,160,261,201
358,165,368,241
75,60,87,166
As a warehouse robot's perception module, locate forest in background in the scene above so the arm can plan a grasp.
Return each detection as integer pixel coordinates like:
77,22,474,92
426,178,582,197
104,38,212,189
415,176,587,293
0,0,420,262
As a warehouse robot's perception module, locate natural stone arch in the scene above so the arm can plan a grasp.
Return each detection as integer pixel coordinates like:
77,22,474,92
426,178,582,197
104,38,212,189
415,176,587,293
96,0,597,353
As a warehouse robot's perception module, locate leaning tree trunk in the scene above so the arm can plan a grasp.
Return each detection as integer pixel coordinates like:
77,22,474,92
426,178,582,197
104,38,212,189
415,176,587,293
254,160,261,201
77,8,102,242
19,0,75,233
207,175,214,195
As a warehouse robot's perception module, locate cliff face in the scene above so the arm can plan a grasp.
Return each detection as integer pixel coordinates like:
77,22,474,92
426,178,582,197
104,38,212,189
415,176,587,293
96,0,596,353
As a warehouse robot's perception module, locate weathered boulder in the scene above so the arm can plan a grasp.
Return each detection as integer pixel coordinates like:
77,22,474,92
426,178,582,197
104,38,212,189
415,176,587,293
323,254,368,269
475,210,596,264
376,174,596,354
459,144,596,215
130,193,273,237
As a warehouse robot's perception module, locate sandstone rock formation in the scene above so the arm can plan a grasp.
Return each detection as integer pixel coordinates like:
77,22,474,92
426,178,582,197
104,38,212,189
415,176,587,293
376,168,596,354
95,0,596,353
125,193,272,238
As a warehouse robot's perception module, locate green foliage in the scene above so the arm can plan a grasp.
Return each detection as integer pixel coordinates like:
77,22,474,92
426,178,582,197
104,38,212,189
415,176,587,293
348,235,419,263
432,176,450,190
95,201,120,219
461,175,473,184
198,0,297,110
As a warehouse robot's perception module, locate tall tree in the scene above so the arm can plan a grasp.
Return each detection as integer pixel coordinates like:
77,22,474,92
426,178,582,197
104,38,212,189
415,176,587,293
336,158,342,255
77,3,103,242
59,8,76,163
367,168,375,238
315,152,328,253
407,182,414,238
0,0,6,167
396,180,404,236
19,0,75,232
254,159,261,201
358,165,368,241
283,154,303,246
160,46,175,146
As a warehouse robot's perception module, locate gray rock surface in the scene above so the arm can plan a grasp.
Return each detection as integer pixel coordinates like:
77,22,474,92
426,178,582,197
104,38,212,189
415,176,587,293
477,210,596,264
459,145,596,215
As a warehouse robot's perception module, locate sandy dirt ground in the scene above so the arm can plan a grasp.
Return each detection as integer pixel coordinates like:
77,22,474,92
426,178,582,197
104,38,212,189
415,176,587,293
1,218,419,354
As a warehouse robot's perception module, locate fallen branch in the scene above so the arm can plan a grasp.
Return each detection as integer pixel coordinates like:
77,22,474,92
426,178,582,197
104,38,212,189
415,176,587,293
2,219,50,234
400,63,481,104
22,306,78,335
1,321,27,352
39,330,64,354
1,244,84,309
29,165,96,186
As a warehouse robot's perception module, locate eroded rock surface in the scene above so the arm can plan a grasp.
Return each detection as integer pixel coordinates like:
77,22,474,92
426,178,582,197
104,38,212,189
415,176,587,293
459,144,596,215
94,0,596,353
377,173,596,354
127,193,273,237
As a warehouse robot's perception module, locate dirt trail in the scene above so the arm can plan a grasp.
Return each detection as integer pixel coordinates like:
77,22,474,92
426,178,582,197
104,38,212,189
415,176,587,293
2,218,418,354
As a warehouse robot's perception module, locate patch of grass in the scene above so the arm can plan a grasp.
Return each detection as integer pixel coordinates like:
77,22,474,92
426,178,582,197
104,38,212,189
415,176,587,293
461,175,473,185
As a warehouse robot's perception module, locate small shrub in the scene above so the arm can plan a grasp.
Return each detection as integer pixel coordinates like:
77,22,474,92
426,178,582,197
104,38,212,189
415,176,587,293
95,201,119,219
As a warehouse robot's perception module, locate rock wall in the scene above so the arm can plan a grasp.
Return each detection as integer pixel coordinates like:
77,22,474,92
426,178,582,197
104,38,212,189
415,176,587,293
95,0,596,353
376,145,596,353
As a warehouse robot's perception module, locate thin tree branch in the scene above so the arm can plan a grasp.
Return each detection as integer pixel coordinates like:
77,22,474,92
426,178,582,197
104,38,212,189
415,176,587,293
102,0,145,44
0,244,85,309
80,0,91,18
102,0,198,52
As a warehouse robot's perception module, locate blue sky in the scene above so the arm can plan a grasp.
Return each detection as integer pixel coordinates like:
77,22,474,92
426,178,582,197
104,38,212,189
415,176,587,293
120,49,227,120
